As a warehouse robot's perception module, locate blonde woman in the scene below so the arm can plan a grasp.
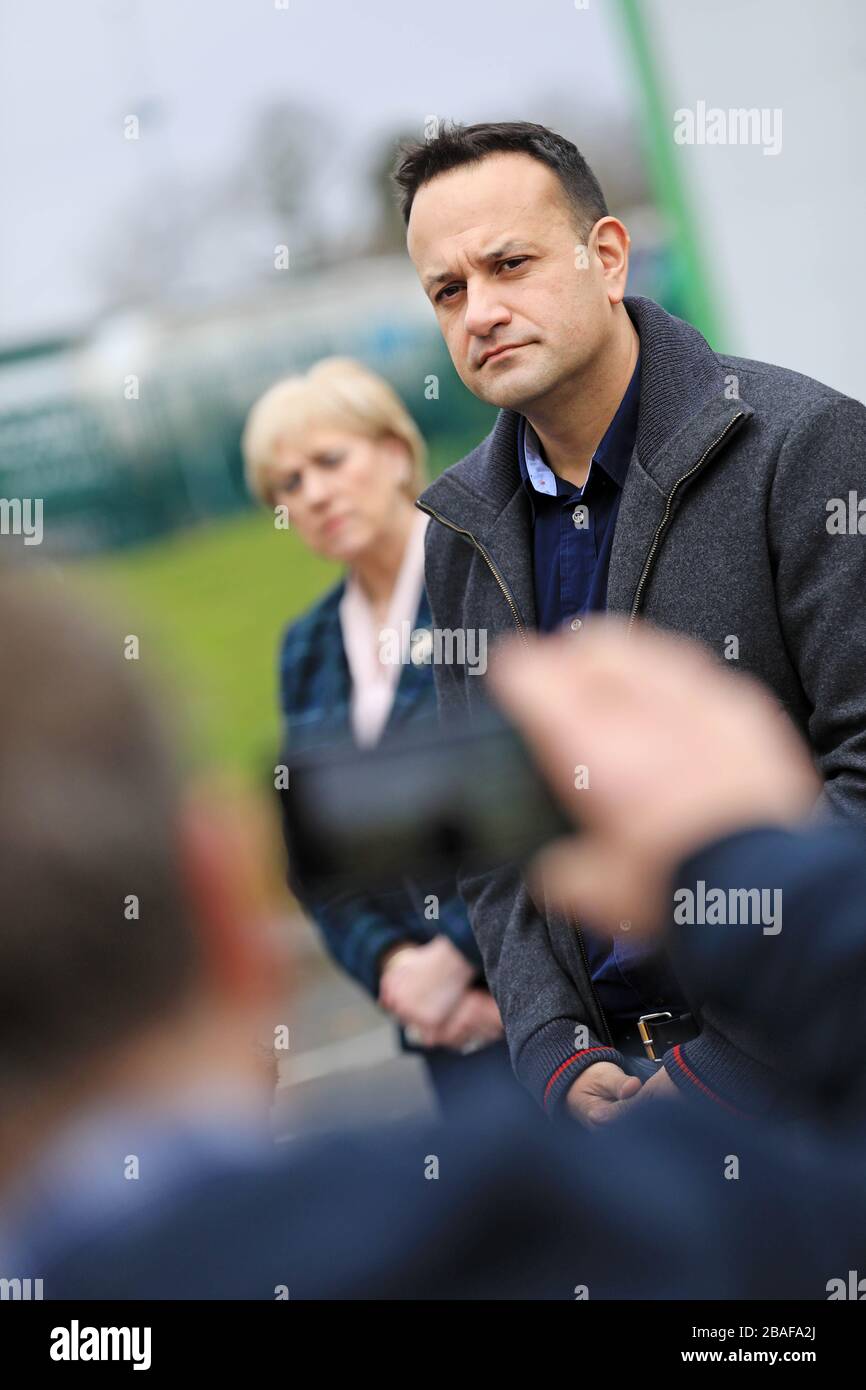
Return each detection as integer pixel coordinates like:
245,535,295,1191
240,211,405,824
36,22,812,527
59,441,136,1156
243,358,522,1117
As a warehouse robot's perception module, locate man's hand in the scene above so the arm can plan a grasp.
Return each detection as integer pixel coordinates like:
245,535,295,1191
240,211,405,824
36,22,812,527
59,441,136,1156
378,934,475,1031
415,988,504,1051
489,619,820,939
566,1061,643,1127
630,1064,680,1106
601,1063,680,1123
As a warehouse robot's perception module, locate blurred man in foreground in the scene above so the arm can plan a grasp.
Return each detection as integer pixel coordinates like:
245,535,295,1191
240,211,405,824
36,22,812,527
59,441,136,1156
0,574,288,1277
1,575,866,1299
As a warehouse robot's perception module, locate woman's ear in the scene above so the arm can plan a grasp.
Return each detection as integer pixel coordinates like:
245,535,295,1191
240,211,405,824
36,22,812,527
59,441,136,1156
380,435,412,489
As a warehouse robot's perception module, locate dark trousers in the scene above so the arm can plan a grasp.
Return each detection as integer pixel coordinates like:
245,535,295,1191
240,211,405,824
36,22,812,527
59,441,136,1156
422,1040,538,1122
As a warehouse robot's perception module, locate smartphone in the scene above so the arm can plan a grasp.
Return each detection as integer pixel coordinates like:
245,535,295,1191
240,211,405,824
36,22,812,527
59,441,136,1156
280,711,572,893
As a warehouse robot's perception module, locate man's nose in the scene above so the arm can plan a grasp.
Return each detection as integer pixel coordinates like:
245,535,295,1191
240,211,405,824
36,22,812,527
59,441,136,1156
463,281,511,341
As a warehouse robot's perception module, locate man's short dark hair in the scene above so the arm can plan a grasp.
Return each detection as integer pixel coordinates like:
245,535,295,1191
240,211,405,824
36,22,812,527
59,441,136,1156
392,120,608,234
0,575,199,1091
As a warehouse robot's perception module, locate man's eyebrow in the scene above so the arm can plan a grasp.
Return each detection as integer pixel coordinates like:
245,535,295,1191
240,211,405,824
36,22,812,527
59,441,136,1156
423,241,537,294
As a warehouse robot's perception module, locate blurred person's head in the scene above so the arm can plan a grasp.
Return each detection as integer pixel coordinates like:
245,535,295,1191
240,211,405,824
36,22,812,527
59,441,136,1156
395,121,632,414
242,357,426,566
0,574,286,1188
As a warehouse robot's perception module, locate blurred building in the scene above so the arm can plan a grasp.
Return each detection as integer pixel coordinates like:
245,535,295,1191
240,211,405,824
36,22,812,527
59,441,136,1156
0,229,674,558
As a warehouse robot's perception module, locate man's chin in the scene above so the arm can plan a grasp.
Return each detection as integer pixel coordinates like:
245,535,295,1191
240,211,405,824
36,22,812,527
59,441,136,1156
467,361,554,412
477,378,548,412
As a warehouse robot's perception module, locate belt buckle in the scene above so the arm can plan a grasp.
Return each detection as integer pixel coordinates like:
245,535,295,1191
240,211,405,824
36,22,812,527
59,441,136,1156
637,1011,673,1062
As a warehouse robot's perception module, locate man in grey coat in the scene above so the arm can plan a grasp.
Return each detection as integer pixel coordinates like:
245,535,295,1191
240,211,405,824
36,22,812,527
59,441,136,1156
392,120,866,1125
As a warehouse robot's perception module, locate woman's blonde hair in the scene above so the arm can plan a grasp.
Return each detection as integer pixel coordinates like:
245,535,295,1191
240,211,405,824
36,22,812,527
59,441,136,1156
241,357,428,504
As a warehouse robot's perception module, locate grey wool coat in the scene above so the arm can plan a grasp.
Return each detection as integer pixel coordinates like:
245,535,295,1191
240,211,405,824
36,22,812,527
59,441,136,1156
417,294,866,1117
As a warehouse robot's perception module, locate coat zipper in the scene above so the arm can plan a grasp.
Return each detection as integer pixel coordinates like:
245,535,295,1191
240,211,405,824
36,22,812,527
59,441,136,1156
628,411,745,628
419,498,610,1044
572,911,614,1046
416,502,529,644
582,412,743,1044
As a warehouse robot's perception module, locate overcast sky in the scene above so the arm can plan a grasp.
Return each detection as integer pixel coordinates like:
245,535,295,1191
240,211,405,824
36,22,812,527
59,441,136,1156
0,0,631,342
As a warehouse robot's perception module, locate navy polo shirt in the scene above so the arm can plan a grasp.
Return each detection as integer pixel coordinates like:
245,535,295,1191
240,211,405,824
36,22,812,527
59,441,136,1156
518,357,688,1024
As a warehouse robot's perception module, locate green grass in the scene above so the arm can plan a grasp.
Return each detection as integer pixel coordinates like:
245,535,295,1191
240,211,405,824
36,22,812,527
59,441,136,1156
62,437,476,784
65,509,341,785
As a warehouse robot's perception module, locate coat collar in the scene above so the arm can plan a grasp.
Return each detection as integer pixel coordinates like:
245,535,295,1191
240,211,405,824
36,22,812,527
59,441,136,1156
416,296,754,621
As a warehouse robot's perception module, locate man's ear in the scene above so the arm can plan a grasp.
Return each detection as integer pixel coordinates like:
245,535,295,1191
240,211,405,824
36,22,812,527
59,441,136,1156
591,216,631,306
177,787,291,1008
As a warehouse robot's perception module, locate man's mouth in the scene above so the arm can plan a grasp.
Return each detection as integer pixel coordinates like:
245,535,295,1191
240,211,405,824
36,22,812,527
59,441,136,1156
479,343,526,367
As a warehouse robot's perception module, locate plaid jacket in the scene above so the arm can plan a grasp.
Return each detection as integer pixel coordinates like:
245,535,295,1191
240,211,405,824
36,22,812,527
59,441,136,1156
278,580,483,998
